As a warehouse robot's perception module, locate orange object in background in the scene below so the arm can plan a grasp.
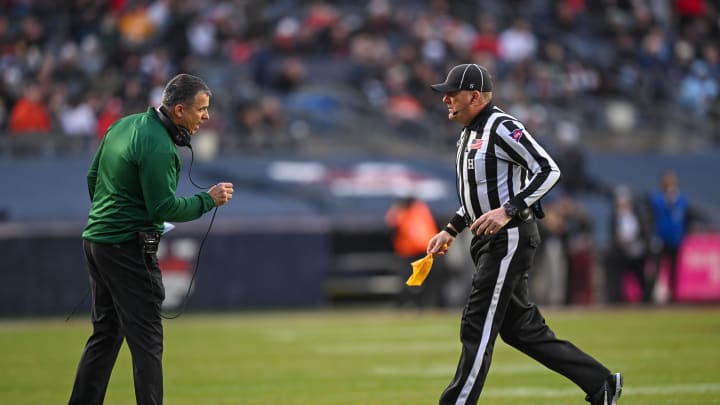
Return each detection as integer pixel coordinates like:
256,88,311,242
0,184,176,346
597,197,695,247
385,197,438,258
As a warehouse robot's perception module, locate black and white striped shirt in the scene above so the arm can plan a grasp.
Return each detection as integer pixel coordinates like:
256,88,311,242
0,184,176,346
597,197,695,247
454,103,560,223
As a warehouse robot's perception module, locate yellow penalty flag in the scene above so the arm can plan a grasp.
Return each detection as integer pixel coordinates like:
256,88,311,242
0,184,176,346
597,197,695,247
406,244,446,286
406,254,434,286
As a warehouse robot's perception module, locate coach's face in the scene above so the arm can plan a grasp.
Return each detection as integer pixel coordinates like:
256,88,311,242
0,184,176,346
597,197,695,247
178,92,210,135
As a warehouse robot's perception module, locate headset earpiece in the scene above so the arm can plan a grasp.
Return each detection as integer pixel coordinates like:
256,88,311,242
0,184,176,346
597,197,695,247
156,106,191,147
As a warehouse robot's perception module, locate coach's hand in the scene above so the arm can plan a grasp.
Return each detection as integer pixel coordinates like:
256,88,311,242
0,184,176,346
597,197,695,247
208,182,234,206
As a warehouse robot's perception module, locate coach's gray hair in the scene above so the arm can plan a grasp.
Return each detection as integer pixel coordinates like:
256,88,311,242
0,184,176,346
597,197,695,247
161,73,211,108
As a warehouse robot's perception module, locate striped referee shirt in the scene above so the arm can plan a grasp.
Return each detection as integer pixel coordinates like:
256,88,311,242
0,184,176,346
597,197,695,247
454,102,560,223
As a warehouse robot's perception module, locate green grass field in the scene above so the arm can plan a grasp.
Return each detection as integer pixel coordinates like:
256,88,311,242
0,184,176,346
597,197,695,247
1,306,718,404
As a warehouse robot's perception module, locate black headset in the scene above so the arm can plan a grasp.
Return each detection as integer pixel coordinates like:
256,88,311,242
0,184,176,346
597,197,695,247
156,106,191,147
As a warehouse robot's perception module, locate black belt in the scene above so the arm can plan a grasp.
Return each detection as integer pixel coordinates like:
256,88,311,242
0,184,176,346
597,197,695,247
463,207,534,229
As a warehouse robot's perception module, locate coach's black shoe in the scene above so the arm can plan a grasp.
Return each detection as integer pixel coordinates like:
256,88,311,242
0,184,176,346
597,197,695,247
587,372,623,405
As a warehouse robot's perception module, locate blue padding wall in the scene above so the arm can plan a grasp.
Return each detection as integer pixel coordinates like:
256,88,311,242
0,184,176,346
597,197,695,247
0,226,330,316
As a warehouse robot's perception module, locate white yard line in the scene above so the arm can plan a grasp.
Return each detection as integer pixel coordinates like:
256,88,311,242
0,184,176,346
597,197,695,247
482,383,720,398
373,363,542,377
315,342,460,354
371,365,720,399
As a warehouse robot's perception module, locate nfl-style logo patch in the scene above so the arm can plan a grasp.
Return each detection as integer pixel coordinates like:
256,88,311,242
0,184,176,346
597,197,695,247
510,128,523,142
469,139,483,150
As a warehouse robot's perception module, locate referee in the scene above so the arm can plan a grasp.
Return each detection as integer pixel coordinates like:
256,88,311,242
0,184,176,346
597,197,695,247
426,64,622,405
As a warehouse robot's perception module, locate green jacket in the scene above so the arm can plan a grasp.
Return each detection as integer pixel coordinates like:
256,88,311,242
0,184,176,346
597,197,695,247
82,107,215,243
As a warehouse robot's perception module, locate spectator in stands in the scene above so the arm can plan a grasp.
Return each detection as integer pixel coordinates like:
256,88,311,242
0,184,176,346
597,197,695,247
271,57,306,94
636,24,674,104
53,41,88,99
121,76,150,115
257,95,290,148
8,82,52,135
701,44,720,79
235,100,263,145
385,195,440,308
187,15,217,57
3,0,720,156
384,62,425,130
299,0,339,53
497,18,537,66
117,3,157,47
469,13,499,59
96,97,124,140
605,186,653,304
674,0,708,32
58,91,98,137
234,95,291,149
273,16,301,53
678,60,719,117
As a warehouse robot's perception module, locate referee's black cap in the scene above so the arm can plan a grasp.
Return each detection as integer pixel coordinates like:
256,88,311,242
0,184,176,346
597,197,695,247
431,64,493,93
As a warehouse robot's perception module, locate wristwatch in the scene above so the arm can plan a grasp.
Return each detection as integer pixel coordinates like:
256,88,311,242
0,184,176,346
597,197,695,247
503,201,519,218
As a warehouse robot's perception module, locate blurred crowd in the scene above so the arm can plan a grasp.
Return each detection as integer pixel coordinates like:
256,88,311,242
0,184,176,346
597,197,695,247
528,168,714,307
1,0,720,151
2,0,719,306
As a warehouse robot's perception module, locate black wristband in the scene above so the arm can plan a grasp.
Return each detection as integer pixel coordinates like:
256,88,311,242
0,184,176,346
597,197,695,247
449,213,467,233
443,226,458,237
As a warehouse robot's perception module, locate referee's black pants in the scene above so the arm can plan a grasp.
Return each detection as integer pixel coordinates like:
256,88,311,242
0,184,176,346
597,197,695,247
439,220,609,405
69,238,165,405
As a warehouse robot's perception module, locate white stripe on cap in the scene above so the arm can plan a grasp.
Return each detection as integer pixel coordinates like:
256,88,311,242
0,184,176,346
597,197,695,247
472,64,484,91
458,64,471,90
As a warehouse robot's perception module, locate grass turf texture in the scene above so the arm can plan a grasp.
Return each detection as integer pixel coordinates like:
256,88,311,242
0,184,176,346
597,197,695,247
0,306,718,404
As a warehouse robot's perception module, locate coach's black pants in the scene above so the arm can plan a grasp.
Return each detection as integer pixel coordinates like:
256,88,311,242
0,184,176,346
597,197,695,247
69,239,165,405
439,220,609,404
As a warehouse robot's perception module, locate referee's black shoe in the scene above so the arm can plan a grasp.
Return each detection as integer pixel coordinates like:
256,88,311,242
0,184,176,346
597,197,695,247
588,372,623,405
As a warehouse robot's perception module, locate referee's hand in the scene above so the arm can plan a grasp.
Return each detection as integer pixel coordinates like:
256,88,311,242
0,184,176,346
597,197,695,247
208,182,234,206
470,207,511,236
427,231,454,256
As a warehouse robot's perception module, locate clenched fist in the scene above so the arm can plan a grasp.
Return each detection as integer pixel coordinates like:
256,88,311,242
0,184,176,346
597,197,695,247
207,182,234,206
